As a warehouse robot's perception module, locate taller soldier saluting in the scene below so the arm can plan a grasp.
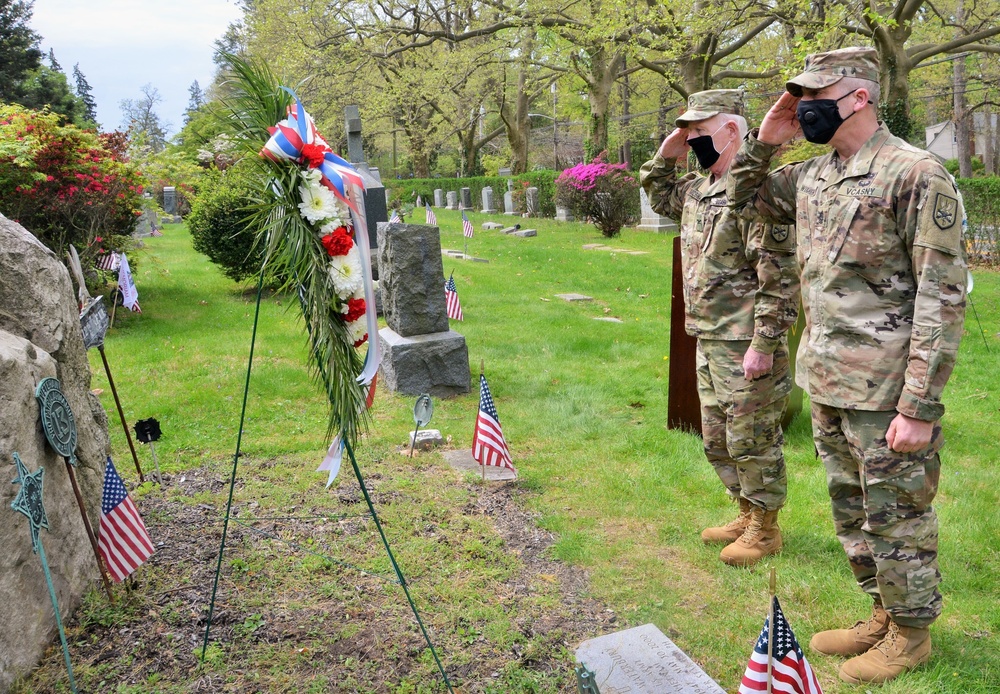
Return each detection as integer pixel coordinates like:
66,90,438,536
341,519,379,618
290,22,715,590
640,90,799,568
727,47,967,684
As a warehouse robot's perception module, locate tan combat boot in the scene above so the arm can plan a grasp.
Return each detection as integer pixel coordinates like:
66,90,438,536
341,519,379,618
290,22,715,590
701,498,753,544
810,603,890,656
719,507,782,567
838,622,931,684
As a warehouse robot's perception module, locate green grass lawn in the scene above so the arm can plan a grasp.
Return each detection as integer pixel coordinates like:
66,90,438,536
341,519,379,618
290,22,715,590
84,211,999,693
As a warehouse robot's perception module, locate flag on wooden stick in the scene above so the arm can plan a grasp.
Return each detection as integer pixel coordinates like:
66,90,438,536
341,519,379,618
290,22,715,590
389,209,401,223
117,253,141,313
462,209,474,238
98,457,155,582
472,372,514,472
739,596,823,694
426,203,437,225
445,272,463,321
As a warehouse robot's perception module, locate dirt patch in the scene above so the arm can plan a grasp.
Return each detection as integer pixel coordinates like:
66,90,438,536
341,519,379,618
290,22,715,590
16,458,617,693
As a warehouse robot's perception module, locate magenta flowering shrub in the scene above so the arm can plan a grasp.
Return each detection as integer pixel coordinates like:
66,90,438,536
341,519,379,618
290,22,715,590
555,153,639,237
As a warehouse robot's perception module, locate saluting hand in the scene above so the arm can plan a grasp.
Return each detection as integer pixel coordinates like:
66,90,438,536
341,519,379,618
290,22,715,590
886,413,935,453
659,128,691,159
758,92,802,146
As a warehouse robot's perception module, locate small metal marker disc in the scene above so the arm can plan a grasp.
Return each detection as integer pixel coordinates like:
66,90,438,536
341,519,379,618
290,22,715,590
35,378,78,465
413,394,433,427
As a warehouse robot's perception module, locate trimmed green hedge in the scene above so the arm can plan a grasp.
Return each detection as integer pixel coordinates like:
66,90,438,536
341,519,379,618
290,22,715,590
385,170,559,217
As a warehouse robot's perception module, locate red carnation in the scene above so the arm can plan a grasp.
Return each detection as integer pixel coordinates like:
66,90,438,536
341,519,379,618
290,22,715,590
300,142,327,168
343,297,366,322
321,227,354,256
353,334,369,348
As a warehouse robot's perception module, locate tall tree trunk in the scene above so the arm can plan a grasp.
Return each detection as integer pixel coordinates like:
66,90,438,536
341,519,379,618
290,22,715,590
954,0,973,178
587,49,623,159
872,20,915,140
982,105,995,175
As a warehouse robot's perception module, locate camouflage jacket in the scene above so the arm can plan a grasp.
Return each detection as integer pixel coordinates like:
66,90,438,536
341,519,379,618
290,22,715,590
639,153,799,354
727,123,967,421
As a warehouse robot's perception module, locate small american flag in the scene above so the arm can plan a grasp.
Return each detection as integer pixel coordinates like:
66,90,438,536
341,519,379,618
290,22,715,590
389,209,401,223
426,203,437,225
96,252,120,272
98,458,155,582
445,272,463,321
462,209,474,238
739,597,823,694
472,373,514,471
117,253,141,313
150,228,163,237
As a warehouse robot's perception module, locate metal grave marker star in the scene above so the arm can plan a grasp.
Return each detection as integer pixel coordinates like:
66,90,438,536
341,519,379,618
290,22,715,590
10,452,78,692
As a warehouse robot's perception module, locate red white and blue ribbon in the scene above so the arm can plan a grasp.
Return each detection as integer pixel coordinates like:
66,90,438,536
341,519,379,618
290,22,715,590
260,89,381,486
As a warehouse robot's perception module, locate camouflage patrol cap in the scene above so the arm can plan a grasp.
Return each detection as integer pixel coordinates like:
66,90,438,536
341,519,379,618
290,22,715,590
786,47,880,97
675,89,745,127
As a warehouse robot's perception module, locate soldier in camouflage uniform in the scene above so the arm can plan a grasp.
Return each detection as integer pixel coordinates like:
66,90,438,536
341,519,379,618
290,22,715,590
639,90,799,567
727,48,967,684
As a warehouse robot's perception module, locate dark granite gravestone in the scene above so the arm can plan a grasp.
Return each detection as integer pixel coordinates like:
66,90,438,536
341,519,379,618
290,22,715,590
162,186,176,214
344,105,388,253
460,187,472,210
376,222,470,396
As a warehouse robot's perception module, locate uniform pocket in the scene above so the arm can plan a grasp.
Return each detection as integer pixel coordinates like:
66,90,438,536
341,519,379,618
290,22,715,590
828,196,892,283
702,207,743,269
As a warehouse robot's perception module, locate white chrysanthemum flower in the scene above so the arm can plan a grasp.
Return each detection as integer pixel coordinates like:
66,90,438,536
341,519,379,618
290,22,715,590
319,218,347,235
347,316,368,344
328,246,364,298
298,182,339,224
301,168,323,185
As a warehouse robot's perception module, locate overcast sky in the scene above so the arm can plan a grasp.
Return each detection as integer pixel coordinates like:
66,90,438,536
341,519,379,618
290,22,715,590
31,0,244,136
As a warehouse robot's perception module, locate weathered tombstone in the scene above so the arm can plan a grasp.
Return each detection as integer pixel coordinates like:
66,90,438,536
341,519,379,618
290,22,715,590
434,189,445,208
377,222,471,396
555,206,574,222
504,191,516,215
481,187,496,214
507,179,514,192
384,189,392,207
513,228,537,237
459,187,472,210
525,186,539,216
637,188,678,233
576,624,727,694
481,222,503,230
0,214,110,691
344,105,388,253
446,191,459,210
498,167,513,176
162,186,176,214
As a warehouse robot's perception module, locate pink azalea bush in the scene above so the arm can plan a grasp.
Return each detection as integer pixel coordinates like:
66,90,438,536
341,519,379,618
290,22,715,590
555,152,639,237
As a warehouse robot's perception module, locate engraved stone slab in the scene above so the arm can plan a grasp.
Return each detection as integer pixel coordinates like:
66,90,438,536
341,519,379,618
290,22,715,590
593,316,623,323
442,449,517,481
481,222,503,230
460,187,472,210
637,188,678,233
434,189,445,207
555,206,574,222
513,229,536,237
409,428,444,450
377,328,471,396
446,191,459,210
575,624,726,694
500,226,520,234
525,186,539,216
555,293,593,302
481,187,497,214
504,191,516,215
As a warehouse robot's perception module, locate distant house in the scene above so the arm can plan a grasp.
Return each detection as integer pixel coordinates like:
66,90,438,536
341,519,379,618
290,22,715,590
925,113,999,161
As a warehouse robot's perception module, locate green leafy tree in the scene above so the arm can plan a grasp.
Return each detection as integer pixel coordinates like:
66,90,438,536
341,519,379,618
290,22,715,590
0,0,42,102
11,64,85,125
73,62,98,125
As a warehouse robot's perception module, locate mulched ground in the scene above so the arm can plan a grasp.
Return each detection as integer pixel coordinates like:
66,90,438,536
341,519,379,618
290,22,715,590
17,455,618,693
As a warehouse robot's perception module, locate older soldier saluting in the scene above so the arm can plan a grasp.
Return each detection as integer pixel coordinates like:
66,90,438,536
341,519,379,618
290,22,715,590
727,48,967,684
639,90,799,568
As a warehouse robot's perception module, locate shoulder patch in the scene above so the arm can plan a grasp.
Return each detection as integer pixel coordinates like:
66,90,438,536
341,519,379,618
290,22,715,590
771,226,789,242
932,192,958,230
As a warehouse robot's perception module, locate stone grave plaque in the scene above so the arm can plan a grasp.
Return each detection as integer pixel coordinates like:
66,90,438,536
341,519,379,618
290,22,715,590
442,449,517,480
481,186,496,213
555,206,574,222
575,624,727,694
504,191,516,215
446,191,459,210
513,228,537,237
481,222,503,230
500,226,520,234
163,186,176,214
460,187,472,210
637,188,677,233
525,186,539,216
498,167,512,176
434,189,445,207
555,293,592,301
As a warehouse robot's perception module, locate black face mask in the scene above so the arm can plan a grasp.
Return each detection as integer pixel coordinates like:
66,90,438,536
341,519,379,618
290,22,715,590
687,123,731,169
796,89,862,144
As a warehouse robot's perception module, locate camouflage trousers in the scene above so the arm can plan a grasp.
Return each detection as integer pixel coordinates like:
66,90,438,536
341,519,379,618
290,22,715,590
696,338,790,511
811,402,943,628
